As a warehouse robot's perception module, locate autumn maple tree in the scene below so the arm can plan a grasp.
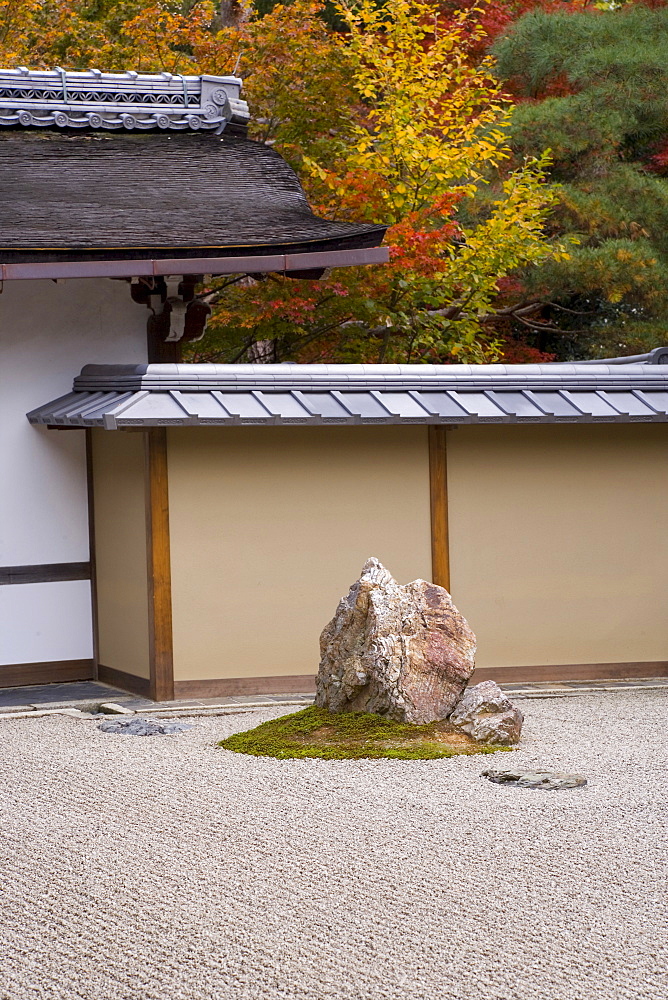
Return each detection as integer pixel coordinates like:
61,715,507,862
192,0,567,363
0,0,568,363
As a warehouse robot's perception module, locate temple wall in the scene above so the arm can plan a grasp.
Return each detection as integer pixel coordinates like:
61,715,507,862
0,279,146,676
447,424,668,673
167,426,432,686
83,419,668,697
92,430,151,682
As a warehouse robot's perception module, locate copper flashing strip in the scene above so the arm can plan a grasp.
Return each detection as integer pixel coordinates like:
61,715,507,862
0,246,389,281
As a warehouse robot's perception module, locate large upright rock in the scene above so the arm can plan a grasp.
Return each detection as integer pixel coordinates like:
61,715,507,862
315,558,476,724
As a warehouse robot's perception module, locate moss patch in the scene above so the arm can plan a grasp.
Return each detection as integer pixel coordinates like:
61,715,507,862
218,706,513,760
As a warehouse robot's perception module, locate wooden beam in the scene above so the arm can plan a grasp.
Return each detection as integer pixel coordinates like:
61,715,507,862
0,660,94,688
174,675,317,699
471,662,668,684
173,662,668,697
428,426,450,592
85,429,99,679
147,312,182,363
144,428,174,701
0,562,90,585
98,664,152,699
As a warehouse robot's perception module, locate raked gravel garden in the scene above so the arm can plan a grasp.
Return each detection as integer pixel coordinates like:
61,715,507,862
1,688,667,1000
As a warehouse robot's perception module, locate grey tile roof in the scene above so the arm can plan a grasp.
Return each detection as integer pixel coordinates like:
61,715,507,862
0,131,385,264
0,69,249,133
27,362,668,429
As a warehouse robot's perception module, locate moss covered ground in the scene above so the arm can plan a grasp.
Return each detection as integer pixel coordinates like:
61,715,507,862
218,706,513,760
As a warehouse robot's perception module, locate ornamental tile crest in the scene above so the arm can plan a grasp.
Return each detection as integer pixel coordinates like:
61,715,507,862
0,68,249,131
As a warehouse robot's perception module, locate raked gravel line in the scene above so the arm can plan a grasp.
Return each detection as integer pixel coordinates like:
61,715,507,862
0,691,666,1000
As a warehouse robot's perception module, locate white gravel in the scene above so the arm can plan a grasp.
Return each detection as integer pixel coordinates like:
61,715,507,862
0,691,667,1000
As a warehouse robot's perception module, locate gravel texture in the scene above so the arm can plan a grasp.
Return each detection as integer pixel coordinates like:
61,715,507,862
0,691,667,1000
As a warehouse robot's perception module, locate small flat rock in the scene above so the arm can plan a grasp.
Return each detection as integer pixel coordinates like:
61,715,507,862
98,702,135,715
481,768,587,790
97,717,195,736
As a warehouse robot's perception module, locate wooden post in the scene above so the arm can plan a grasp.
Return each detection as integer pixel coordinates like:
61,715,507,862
145,428,175,701
147,316,182,364
428,426,450,592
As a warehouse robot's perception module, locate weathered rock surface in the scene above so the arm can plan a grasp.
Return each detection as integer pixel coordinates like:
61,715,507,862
315,558,476,724
449,679,524,745
98,717,195,736
481,768,587,790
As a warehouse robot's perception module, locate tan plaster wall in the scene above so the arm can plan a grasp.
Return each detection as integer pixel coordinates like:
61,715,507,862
167,426,432,681
92,430,150,679
447,424,668,668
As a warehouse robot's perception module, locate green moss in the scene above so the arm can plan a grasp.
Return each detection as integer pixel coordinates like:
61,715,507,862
218,706,513,761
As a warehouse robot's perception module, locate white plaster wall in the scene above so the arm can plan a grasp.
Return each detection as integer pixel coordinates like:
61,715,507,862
0,278,147,666
0,582,93,665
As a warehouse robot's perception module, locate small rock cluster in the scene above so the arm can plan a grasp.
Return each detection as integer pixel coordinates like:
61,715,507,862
316,558,523,744
98,717,194,736
482,769,587,790
450,679,524,745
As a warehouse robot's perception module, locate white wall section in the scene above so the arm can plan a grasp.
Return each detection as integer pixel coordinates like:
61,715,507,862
0,278,146,667
0,581,93,665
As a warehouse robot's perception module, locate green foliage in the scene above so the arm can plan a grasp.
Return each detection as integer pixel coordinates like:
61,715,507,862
491,6,668,358
196,0,355,158
218,706,512,760
190,0,564,364
0,0,215,73
254,0,347,31
495,7,668,101
509,95,626,177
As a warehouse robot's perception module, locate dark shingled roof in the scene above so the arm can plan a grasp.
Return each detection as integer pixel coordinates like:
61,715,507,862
0,130,386,264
